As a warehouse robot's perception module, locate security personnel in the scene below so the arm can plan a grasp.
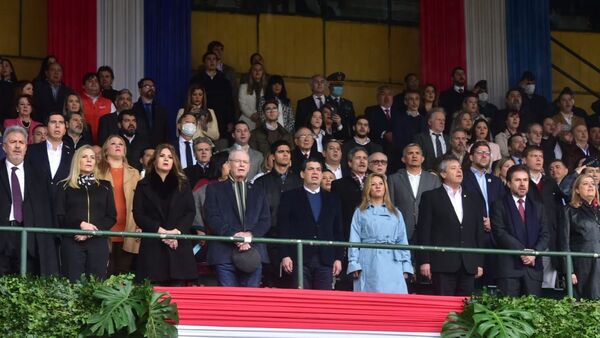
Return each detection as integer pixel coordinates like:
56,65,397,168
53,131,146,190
326,72,356,141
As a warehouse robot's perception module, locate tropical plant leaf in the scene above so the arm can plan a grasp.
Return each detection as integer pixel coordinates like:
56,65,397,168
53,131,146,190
472,303,535,338
86,280,145,336
141,290,179,338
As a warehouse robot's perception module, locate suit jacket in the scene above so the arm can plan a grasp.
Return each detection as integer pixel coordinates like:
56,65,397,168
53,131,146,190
561,142,600,172
0,159,59,275
416,186,485,274
225,145,264,180
388,169,441,241
295,95,319,131
25,141,73,196
326,96,356,140
391,111,427,153
32,81,73,123
461,168,506,217
364,105,394,144
439,87,469,133
330,175,363,241
97,112,120,146
253,169,303,233
491,195,549,278
278,187,344,265
414,131,449,171
204,180,271,265
291,147,324,174
132,99,170,147
123,133,149,171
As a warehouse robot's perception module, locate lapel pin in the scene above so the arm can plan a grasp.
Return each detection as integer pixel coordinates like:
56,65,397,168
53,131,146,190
487,178,491,183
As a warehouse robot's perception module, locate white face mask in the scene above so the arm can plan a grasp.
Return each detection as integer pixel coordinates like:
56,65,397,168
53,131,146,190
478,92,489,103
524,84,535,95
181,122,197,137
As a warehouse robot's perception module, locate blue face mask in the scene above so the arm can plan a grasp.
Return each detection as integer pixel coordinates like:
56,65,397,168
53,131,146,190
331,86,344,97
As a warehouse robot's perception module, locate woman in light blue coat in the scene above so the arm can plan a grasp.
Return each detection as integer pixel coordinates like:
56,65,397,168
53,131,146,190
347,173,413,293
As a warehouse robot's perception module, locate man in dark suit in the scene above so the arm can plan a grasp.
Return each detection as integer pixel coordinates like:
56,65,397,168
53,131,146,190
204,149,271,287
523,145,564,289
116,110,149,171
184,136,213,188
438,67,469,133
388,143,441,244
414,108,449,171
132,78,170,147
98,89,134,146
26,113,73,196
364,85,396,148
392,72,419,112
1,126,59,276
518,71,549,122
278,157,344,289
32,62,73,123
491,165,549,296
295,74,327,131
291,127,324,173
325,72,356,140
391,89,427,160
417,155,485,296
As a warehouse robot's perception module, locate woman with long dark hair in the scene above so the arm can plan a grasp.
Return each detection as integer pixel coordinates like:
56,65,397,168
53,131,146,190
133,143,198,284
55,145,116,282
176,83,220,141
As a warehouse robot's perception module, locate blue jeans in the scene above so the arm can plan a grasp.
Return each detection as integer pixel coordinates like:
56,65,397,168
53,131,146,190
215,263,262,287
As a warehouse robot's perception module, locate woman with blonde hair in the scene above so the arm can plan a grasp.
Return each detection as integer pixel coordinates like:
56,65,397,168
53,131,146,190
238,62,268,130
97,135,141,275
347,173,413,293
133,143,198,284
561,174,600,299
55,145,116,282
175,83,219,141
493,157,515,185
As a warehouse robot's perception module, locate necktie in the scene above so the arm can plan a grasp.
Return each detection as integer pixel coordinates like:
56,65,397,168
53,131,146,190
11,167,23,222
384,108,391,121
458,88,464,94
518,199,525,223
304,152,309,159
184,141,193,168
144,103,154,129
434,133,443,158
318,96,324,108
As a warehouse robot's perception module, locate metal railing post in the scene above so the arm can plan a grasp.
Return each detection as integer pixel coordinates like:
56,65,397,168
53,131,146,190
20,229,27,276
296,241,303,289
565,253,574,298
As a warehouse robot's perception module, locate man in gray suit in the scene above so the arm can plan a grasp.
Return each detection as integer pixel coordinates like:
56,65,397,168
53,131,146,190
227,121,264,180
388,143,441,243
413,108,450,171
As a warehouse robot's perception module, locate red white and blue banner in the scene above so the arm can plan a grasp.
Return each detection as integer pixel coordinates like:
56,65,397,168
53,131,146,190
156,287,466,338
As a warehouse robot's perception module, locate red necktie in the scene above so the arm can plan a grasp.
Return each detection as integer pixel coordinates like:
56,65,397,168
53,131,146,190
518,199,525,223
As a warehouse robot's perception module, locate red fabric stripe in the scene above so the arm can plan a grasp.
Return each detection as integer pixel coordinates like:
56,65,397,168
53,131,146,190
47,0,97,90
156,287,464,332
419,0,467,90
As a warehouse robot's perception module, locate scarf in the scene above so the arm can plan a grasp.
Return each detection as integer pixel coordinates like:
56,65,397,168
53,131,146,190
78,173,96,188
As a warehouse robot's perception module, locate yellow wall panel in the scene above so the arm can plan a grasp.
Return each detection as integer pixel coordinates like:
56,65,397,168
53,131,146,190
284,77,313,115
325,21,389,82
390,26,420,83
0,0,21,56
191,12,257,74
259,14,323,77
11,58,41,81
21,0,47,58
551,32,600,97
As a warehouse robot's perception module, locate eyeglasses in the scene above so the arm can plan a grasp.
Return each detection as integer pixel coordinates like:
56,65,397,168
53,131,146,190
229,159,249,165
296,134,312,139
474,150,491,156
369,160,388,165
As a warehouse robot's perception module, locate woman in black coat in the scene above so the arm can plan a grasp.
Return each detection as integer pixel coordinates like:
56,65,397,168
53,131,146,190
561,174,600,299
55,145,116,282
133,143,198,285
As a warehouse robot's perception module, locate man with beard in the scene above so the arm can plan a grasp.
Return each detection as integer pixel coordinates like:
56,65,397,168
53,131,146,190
449,128,468,166
118,110,149,171
439,67,469,133
63,111,92,150
341,116,382,168
98,89,134,146
491,88,529,136
132,78,169,146
254,140,302,287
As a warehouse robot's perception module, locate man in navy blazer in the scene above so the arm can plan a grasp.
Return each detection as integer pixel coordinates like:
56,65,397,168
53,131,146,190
278,157,344,289
33,62,73,123
491,165,549,296
25,113,73,197
204,149,271,287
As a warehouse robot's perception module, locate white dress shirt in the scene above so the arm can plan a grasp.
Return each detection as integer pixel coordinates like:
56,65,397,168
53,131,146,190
178,136,196,169
46,141,63,179
313,95,325,108
325,163,343,180
443,184,463,223
407,170,421,198
429,129,447,156
512,195,526,210
5,160,25,221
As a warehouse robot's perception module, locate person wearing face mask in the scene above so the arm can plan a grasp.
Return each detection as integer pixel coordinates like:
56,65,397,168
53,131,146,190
472,80,498,120
174,113,198,169
518,71,549,122
325,72,356,140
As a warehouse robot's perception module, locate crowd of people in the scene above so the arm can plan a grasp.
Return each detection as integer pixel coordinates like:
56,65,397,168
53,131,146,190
1,41,600,299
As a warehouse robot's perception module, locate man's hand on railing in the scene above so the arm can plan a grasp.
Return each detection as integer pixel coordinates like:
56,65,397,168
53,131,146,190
420,263,431,280
332,260,342,277
281,257,293,274
233,231,253,248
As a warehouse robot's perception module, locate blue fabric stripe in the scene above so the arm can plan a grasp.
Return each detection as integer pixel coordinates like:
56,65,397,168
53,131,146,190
144,0,191,141
505,0,552,101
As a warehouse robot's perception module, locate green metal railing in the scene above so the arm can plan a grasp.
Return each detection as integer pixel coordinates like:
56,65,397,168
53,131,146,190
1,226,599,297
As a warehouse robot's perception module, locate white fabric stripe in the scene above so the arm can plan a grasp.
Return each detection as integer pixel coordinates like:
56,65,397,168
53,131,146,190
464,0,509,107
97,0,145,94
177,325,440,338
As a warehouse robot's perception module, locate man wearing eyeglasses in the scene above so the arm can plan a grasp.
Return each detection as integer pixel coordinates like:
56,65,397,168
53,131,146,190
367,152,388,175
132,77,169,147
462,141,506,287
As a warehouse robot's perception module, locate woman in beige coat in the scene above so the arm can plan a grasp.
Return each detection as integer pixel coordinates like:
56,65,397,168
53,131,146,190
97,135,141,275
